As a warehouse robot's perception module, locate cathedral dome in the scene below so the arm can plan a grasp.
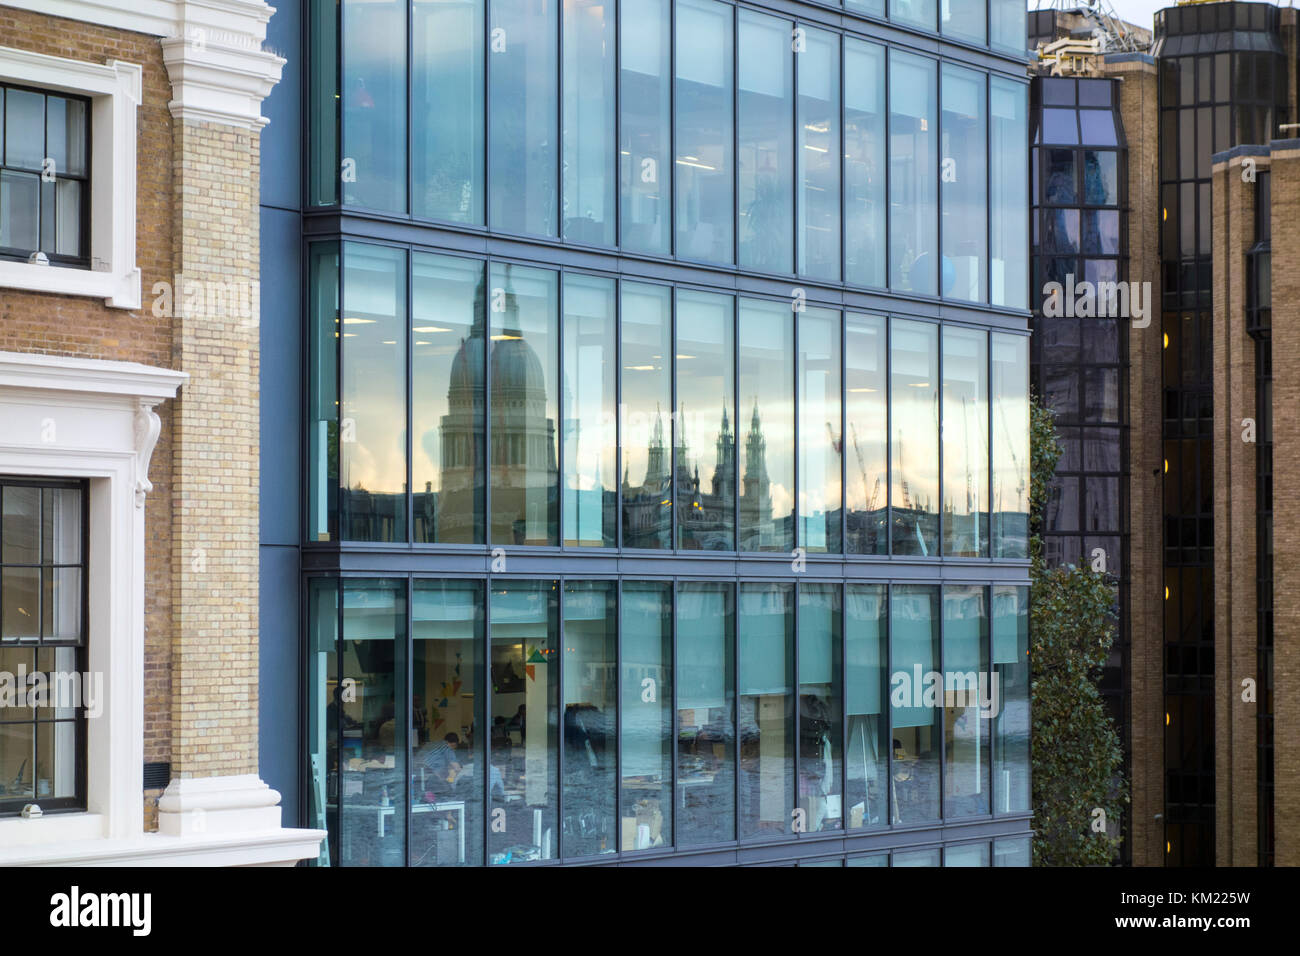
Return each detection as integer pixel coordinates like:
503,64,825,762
448,331,485,397
490,332,547,400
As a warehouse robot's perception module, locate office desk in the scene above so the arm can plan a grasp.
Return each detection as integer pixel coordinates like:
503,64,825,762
335,800,466,864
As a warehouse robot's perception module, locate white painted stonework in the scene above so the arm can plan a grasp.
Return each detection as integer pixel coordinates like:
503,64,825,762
0,352,324,866
0,0,284,309
0,46,141,308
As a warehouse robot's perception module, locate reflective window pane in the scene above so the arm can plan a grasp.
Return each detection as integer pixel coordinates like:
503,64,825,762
677,581,736,845
890,0,935,32
992,333,1030,557
620,282,673,548
676,290,735,550
4,89,43,169
1083,150,1119,206
890,585,940,823
890,52,938,295
941,65,987,302
562,580,617,855
562,275,617,547
621,581,673,850
890,319,939,556
339,580,406,867
846,0,883,15
52,179,81,258
675,0,734,264
844,39,886,288
341,0,407,212
412,580,484,866
489,581,559,863
942,0,984,44
797,26,840,280
619,0,671,254
0,170,39,252
943,585,990,818
738,298,794,552
563,0,616,245
945,842,990,866
994,834,1031,866
489,263,559,545
489,0,558,236
991,0,1027,53
798,307,842,553
846,584,888,829
991,83,1028,311
413,253,485,544
942,326,988,557
894,847,941,866
845,313,888,554
993,585,1030,814
308,243,340,542
738,11,793,273
799,583,842,832
739,582,794,839
341,244,407,543
310,0,339,205
46,96,87,178
413,0,484,224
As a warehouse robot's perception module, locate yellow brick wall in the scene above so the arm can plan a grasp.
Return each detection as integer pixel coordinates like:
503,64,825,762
169,119,262,778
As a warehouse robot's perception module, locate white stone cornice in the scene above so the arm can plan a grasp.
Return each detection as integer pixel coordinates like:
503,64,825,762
0,0,285,130
161,33,285,130
0,351,188,402
0,0,275,43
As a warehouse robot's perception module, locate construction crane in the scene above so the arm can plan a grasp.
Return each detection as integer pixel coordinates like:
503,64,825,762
1034,0,1145,73
842,421,881,515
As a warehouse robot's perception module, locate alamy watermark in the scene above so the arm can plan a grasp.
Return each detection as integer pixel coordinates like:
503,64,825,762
890,667,1001,719
0,665,102,719
1041,273,1152,328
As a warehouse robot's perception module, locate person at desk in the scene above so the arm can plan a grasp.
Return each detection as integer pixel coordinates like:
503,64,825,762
416,737,462,801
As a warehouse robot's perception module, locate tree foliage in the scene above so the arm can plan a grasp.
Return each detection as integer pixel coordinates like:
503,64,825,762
1029,398,1128,866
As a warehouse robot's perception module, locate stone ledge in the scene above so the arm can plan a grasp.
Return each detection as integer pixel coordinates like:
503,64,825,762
0,827,325,867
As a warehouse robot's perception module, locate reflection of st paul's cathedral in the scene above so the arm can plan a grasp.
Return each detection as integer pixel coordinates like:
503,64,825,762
415,266,777,548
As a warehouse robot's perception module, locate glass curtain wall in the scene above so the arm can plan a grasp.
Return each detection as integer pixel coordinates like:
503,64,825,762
317,2,1027,306
309,578,1026,862
312,247,1030,560
738,10,793,274
738,582,794,839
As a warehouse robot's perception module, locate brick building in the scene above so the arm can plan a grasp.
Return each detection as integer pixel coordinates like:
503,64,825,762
0,0,321,864
1030,0,1299,867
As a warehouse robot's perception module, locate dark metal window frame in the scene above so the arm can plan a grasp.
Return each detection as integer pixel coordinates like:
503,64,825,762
0,81,91,268
304,571,1030,866
307,235,1032,567
0,475,90,816
307,0,1031,313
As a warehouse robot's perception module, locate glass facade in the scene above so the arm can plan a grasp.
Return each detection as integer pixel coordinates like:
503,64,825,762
309,577,1028,862
310,246,1029,557
304,0,1031,866
1029,74,1128,854
311,0,1029,302
1150,2,1286,867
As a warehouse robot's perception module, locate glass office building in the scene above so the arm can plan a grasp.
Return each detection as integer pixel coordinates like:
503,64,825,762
283,0,1032,866
1028,71,1130,859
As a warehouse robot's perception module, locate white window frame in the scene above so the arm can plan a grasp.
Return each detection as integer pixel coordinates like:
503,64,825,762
0,351,183,854
0,46,141,309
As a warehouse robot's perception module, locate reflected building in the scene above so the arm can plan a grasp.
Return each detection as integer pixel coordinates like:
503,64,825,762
274,0,1034,868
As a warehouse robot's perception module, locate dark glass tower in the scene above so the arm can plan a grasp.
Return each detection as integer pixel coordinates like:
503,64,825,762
1152,0,1286,866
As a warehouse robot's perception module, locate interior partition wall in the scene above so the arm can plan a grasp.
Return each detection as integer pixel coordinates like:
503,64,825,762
301,0,1032,867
